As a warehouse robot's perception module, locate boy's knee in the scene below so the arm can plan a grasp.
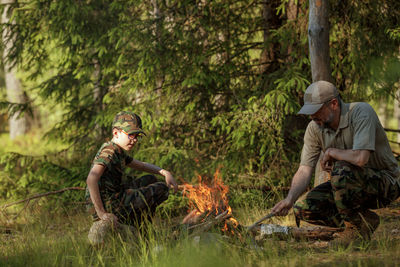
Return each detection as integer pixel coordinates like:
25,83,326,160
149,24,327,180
142,174,158,184
88,220,114,246
134,175,158,188
154,182,169,200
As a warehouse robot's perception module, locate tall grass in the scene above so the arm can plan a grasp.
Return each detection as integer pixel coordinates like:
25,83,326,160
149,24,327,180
1,203,399,267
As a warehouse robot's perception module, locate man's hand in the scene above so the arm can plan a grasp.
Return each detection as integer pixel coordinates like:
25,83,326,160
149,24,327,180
321,148,334,171
98,212,118,227
271,197,295,216
160,169,178,193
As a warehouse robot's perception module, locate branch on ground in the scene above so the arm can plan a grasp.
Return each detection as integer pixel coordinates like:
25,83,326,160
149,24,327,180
1,187,85,209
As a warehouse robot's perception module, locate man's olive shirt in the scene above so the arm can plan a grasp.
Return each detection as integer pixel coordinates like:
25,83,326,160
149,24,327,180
300,100,400,186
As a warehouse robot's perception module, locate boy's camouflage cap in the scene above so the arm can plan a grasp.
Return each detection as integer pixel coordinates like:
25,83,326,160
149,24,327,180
112,111,146,135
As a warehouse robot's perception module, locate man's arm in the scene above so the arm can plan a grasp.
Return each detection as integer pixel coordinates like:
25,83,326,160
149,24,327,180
127,159,178,192
321,148,370,171
271,165,313,216
86,164,118,224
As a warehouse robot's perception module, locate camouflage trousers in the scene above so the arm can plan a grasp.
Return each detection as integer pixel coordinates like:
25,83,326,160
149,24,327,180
88,175,169,245
294,161,400,227
102,174,169,224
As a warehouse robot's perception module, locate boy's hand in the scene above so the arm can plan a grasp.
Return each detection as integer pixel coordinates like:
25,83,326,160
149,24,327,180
98,212,119,227
160,169,178,193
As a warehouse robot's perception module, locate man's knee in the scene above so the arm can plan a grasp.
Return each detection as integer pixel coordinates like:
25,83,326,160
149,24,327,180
331,161,358,178
330,161,361,188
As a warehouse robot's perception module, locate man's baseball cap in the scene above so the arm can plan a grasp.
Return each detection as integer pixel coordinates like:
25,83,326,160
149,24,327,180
112,111,146,135
298,81,339,115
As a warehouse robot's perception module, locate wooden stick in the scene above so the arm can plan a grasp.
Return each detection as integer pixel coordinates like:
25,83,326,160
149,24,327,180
188,210,231,233
1,187,85,209
246,212,275,232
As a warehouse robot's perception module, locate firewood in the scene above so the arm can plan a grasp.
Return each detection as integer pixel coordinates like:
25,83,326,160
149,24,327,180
291,226,343,241
188,210,231,234
251,224,343,241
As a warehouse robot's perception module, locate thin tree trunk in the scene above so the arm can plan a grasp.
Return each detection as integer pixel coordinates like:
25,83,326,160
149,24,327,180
92,57,102,109
151,0,165,90
308,0,332,186
92,57,108,138
308,0,332,83
286,0,299,60
2,0,29,139
259,1,274,75
287,0,298,21
377,98,387,127
395,90,400,143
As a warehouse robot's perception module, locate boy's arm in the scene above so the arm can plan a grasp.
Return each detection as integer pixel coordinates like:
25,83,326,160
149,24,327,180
127,159,178,193
86,164,118,224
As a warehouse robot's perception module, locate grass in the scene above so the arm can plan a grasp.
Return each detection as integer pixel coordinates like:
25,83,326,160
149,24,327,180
1,201,400,267
0,132,399,266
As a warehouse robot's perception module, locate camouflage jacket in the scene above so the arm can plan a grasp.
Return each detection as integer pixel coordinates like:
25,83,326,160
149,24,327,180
86,141,133,202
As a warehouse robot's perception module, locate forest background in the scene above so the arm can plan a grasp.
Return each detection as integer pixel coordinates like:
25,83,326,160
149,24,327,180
0,0,400,266
0,0,399,245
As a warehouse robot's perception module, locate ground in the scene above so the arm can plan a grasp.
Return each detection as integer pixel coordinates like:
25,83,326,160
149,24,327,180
1,198,400,267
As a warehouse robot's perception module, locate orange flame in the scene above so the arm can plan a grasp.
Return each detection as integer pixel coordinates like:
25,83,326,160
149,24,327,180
182,169,239,232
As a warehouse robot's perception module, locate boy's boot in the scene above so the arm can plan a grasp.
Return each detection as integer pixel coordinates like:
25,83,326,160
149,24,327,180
330,210,380,247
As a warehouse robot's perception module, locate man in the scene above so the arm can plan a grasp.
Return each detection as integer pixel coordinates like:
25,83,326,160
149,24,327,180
272,81,400,245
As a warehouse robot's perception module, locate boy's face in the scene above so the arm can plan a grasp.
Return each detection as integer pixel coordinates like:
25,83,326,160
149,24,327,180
112,128,141,151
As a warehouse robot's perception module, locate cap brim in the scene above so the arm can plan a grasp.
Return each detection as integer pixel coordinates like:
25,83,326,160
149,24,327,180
127,129,147,136
297,103,324,115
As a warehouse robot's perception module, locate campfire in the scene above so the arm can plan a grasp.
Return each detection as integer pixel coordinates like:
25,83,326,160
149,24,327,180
178,170,342,242
179,169,240,235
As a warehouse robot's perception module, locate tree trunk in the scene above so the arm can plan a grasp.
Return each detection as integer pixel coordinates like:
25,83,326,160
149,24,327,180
395,90,400,143
2,0,29,139
151,0,165,90
259,1,274,75
308,0,332,83
377,98,387,127
308,0,332,186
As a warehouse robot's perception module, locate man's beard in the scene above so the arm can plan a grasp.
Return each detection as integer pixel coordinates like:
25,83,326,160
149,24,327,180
322,112,335,129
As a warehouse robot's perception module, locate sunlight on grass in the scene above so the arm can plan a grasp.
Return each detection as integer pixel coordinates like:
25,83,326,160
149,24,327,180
0,132,68,156
1,205,399,267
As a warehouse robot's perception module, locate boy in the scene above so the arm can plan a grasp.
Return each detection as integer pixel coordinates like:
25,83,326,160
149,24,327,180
86,111,178,245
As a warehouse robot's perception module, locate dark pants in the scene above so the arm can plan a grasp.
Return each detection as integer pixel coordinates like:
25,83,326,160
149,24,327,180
294,161,400,227
98,175,169,225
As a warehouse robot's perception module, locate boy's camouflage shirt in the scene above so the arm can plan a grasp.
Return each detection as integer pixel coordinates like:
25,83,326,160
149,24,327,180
85,141,133,205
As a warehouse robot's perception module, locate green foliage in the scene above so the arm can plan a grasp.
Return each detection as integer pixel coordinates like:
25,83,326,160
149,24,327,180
0,134,87,204
0,0,399,203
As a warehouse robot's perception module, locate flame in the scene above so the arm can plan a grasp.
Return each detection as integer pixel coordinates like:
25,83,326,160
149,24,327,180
182,169,239,232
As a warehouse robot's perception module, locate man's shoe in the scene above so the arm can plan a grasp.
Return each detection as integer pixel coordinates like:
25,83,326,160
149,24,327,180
358,209,380,239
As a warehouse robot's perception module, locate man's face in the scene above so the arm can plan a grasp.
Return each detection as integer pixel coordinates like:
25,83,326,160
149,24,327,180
310,101,335,129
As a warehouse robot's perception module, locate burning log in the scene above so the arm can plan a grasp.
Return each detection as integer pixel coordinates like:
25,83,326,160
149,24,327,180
188,210,231,234
180,170,241,236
